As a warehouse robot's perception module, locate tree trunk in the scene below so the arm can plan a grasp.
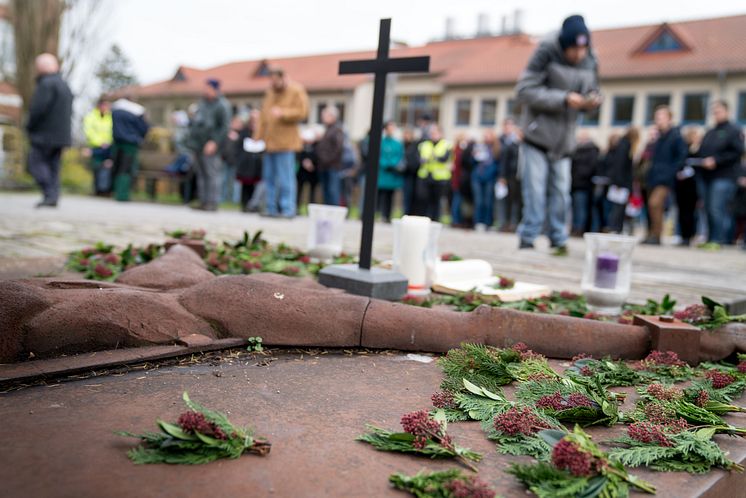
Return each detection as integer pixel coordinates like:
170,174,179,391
10,0,64,116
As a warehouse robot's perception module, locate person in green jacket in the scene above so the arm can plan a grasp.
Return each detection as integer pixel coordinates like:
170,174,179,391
83,98,113,195
417,125,453,221
377,121,404,223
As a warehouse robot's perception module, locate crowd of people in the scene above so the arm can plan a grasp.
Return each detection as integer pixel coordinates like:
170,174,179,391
23,15,746,252
569,102,746,250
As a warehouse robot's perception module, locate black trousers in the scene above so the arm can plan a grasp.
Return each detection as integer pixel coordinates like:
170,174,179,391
28,144,62,204
377,189,395,222
417,177,448,221
241,183,256,210
676,177,698,242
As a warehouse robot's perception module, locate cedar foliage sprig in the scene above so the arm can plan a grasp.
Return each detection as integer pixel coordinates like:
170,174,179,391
358,410,482,471
508,426,656,498
117,392,270,464
389,469,499,498
516,377,621,426
609,426,743,474
437,343,558,396
566,357,645,387
438,343,521,393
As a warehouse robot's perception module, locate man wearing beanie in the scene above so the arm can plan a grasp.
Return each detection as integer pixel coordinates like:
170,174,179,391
515,14,601,254
187,78,232,211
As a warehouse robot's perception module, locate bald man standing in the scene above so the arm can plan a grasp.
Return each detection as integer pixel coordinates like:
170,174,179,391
25,53,73,208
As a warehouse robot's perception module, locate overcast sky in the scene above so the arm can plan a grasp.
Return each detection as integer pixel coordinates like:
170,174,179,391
109,1,746,84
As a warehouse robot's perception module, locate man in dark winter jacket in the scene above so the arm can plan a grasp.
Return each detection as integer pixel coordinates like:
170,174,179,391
644,106,687,245
569,130,599,235
696,100,745,249
515,15,601,254
187,78,231,211
25,53,73,208
111,96,150,201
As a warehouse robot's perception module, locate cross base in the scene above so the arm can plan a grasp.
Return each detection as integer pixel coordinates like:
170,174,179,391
318,264,408,301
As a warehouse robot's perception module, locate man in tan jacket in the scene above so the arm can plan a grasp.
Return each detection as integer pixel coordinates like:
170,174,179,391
257,67,309,217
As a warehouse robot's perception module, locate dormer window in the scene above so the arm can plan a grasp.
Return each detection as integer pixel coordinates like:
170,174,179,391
172,68,186,82
646,30,683,53
636,24,689,54
255,60,271,77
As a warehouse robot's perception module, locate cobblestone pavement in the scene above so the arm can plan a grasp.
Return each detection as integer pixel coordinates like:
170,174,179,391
1,192,745,307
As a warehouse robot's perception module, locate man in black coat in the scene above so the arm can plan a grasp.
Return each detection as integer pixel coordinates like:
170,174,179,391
697,100,745,248
25,53,73,208
569,130,599,235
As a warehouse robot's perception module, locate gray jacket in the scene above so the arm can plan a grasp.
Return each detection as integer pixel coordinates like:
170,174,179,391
187,95,231,151
515,34,598,160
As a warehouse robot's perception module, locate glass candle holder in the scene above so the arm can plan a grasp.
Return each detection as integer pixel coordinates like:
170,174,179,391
307,203,348,261
581,233,637,315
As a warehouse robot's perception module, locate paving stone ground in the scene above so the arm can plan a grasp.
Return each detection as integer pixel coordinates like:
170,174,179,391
2,192,745,308
0,351,744,498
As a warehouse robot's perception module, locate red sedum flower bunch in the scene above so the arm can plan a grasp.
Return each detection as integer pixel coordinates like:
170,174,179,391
704,370,736,389
401,410,452,450
643,350,686,367
431,391,458,410
627,421,675,447
493,406,550,436
551,438,604,477
177,411,228,440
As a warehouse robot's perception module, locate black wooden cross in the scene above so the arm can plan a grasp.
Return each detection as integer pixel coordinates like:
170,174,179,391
339,18,430,270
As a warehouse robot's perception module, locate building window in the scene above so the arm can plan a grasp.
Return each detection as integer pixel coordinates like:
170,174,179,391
682,93,709,124
454,99,471,126
479,99,497,126
335,102,346,124
612,96,635,125
645,30,684,53
394,95,441,127
506,98,521,119
738,92,746,125
646,94,671,124
316,103,325,124
580,105,600,126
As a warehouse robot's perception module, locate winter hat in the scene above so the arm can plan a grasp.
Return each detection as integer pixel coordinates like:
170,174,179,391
206,78,221,90
559,15,590,50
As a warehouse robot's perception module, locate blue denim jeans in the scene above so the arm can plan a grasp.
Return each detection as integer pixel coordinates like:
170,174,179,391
451,190,463,225
262,151,297,216
698,177,737,244
319,169,341,206
471,177,495,227
571,189,591,233
517,142,571,246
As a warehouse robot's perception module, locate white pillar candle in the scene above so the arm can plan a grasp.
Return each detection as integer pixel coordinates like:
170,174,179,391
395,215,431,294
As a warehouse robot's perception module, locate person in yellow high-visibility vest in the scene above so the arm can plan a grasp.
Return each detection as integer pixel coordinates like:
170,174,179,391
83,98,113,195
417,125,453,221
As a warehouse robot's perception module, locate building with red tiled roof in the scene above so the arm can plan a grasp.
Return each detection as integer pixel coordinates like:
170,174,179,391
132,14,746,142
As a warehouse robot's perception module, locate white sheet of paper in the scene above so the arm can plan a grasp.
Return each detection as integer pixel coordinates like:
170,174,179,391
606,185,630,205
494,182,508,200
243,138,266,153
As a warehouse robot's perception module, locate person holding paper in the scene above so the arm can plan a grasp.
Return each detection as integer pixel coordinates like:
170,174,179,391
604,127,639,234
695,100,745,249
